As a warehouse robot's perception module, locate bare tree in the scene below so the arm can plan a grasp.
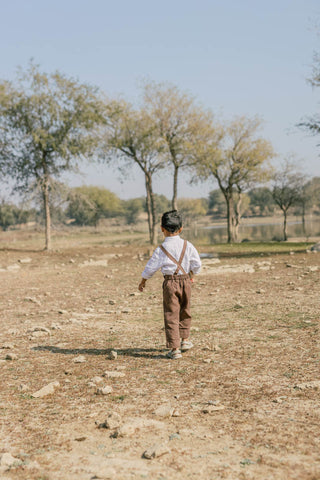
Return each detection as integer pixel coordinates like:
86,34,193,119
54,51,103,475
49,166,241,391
103,100,166,245
143,82,214,210
195,116,274,242
0,62,106,250
272,159,304,241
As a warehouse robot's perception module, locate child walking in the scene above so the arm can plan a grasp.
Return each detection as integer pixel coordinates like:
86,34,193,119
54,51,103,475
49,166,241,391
138,210,201,359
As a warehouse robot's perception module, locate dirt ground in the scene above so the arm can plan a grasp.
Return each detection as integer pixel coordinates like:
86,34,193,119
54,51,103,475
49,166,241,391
0,232,320,480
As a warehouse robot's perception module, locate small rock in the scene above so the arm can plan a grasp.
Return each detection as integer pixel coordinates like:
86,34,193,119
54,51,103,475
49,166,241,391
24,297,41,305
0,452,21,468
103,371,125,378
108,350,118,360
234,303,244,309
18,257,32,264
202,405,225,414
90,376,104,385
294,380,320,390
28,326,51,334
96,386,113,395
58,309,68,315
256,289,265,294
5,353,18,361
73,355,86,363
142,443,171,459
32,381,60,398
109,300,116,305
153,404,174,417
1,343,14,349
114,423,136,438
100,412,122,429
19,384,29,392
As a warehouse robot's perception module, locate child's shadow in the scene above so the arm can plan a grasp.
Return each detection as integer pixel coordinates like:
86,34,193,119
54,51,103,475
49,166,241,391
32,345,167,359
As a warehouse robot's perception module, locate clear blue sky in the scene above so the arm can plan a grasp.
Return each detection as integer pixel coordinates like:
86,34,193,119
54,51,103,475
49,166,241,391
1,0,319,199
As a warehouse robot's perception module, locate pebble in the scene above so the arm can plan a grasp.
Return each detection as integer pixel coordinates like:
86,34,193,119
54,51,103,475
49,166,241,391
101,412,122,429
103,371,125,378
0,452,21,469
5,353,18,361
202,405,225,414
96,386,113,395
108,350,118,360
142,443,171,459
153,404,174,417
1,343,14,349
32,381,60,398
90,376,104,385
28,326,51,334
73,355,86,363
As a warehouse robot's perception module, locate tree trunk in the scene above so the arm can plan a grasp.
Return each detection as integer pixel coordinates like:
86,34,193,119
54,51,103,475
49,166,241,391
301,202,306,235
172,165,179,210
42,176,51,251
283,209,288,241
145,172,157,245
234,192,242,243
226,195,236,243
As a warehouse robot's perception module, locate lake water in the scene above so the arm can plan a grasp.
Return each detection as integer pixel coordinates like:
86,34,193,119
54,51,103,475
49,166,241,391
185,217,320,244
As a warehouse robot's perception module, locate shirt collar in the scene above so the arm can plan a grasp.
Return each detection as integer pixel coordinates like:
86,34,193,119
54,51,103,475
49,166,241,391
163,235,180,243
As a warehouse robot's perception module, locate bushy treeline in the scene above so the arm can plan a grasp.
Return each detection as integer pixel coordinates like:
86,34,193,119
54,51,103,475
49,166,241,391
1,177,319,231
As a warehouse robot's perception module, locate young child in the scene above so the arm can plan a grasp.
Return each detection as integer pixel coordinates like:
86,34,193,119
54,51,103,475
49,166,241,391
138,210,201,359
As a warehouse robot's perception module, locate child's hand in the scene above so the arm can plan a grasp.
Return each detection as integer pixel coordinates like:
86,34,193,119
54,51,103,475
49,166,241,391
138,278,147,292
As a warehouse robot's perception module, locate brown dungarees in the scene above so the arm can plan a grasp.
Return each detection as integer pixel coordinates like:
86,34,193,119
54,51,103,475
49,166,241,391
160,240,192,349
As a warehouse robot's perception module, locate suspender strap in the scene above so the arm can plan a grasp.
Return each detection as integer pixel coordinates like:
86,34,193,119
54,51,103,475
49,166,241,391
159,239,188,275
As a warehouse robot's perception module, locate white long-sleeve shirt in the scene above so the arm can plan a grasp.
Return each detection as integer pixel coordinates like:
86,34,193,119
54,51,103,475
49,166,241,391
141,235,201,279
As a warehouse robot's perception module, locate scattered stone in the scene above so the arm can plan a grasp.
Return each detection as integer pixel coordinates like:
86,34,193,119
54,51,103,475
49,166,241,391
58,309,68,315
142,443,171,459
234,302,244,309
272,396,287,404
103,371,125,378
153,404,174,417
6,264,21,271
18,257,32,264
109,300,116,305
90,376,104,385
309,266,319,272
24,297,41,306
73,355,86,363
31,381,60,398
256,289,265,294
108,350,118,360
28,326,51,335
50,323,62,330
99,412,122,429
202,405,225,414
0,452,21,469
294,380,320,390
96,386,113,395
1,343,14,349
5,353,18,361
19,384,29,392
121,308,131,314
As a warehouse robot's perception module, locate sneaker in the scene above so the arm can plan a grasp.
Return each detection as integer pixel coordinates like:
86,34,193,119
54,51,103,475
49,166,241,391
166,349,182,359
181,340,194,351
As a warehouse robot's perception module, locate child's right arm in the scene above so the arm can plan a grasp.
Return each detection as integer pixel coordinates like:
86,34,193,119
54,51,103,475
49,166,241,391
138,278,147,292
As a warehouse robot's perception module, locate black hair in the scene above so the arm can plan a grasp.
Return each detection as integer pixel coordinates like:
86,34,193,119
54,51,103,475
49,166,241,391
161,210,183,233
